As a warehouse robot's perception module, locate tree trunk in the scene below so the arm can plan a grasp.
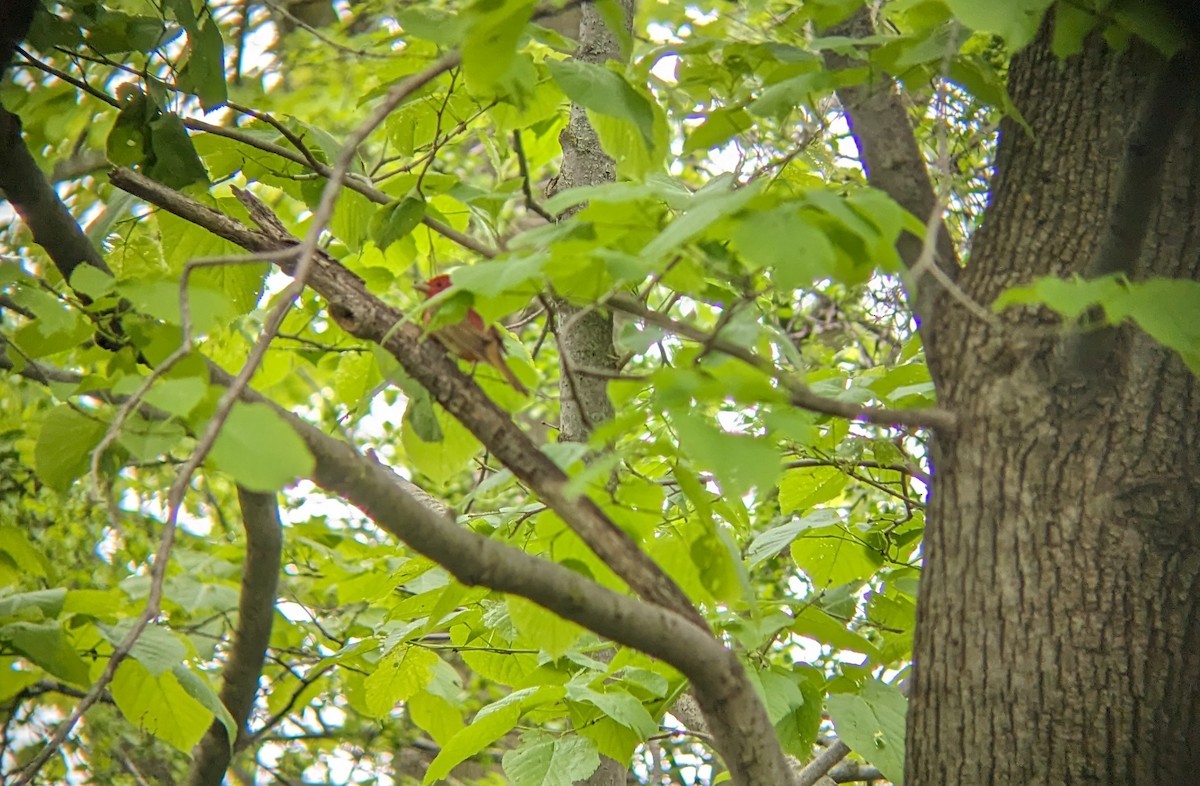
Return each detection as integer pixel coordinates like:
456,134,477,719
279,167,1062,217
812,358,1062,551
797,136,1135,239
912,31,1200,785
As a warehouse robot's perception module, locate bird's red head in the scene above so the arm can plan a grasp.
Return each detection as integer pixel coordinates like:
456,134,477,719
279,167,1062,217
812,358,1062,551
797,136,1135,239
418,274,454,297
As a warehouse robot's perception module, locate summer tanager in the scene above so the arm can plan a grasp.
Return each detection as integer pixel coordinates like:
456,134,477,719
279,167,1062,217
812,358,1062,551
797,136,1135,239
415,274,529,395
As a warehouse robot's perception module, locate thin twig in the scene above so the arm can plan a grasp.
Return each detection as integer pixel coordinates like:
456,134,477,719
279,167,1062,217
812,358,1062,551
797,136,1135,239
513,130,555,222
785,457,930,485
14,53,461,786
16,49,119,107
606,294,956,431
16,249,297,786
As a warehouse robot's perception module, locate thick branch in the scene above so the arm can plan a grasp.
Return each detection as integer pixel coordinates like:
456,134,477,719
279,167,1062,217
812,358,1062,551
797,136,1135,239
183,488,283,786
824,9,957,322
204,364,797,786
109,167,706,630
543,0,634,443
548,5,632,782
0,108,111,279
0,331,796,786
794,739,850,786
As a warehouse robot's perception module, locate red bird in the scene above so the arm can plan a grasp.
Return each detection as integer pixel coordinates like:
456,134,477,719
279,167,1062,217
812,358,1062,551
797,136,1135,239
415,274,529,395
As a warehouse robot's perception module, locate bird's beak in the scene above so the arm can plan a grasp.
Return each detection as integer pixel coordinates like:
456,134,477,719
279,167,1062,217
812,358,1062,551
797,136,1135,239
414,281,430,294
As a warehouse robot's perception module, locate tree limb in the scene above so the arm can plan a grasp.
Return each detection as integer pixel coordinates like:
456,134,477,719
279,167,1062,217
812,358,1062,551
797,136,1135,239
204,364,798,786
794,739,850,786
0,107,111,280
824,8,958,326
182,488,283,786
541,0,631,445
109,166,707,630
0,331,799,786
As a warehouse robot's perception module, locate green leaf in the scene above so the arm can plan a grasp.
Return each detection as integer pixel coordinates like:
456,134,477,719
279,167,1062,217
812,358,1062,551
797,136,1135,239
827,681,907,784
402,401,482,487
790,606,881,658
87,12,174,54
503,733,601,786
63,589,129,617
1051,3,1099,59
0,666,41,703
672,412,781,497
547,59,656,149
370,192,426,250
70,265,116,300
396,7,470,45
403,387,444,443
942,0,1054,50
746,510,840,568
776,670,823,758
182,19,227,110
364,644,439,716
107,90,153,166
157,210,265,315
423,691,528,784
164,0,198,31
0,532,52,581
640,179,763,264
994,276,1200,373
111,658,213,753
331,189,375,252
408,689,464,746
683,107,752,155
747,70,838,118
34,406,108,493
117,278,236,334
116,417,187,462
173,664,238,747
566,682,658,738
779,466,847,514
145,113,210,189
689,527,746,605
993,274,1126,318
733,205,838,288
0,621,90,685
463,0,537,96
207,401,315,492
99,622,187,676
1107,278,1200,373
450,254,547,298
791,524,884,590
140,376,208,418
589,111,667,178
1112,3,1187,57
751,667,805,724
508,596,583,658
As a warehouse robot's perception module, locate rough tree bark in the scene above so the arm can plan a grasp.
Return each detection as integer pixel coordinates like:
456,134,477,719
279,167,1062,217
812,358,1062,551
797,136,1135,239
546,0,628,443
911,30,1200,786
547,3,629,784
